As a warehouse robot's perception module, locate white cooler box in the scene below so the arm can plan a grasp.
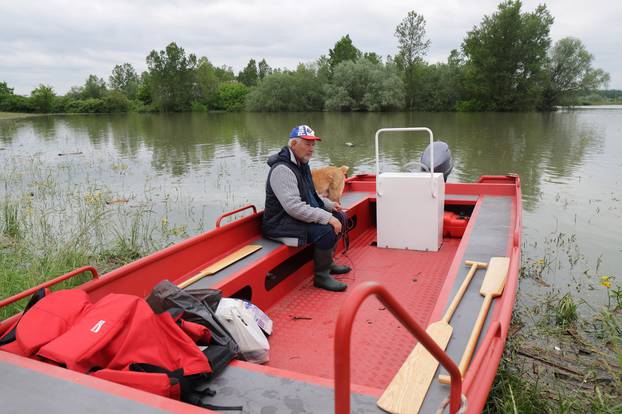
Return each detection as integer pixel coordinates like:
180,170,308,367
376,172,445,251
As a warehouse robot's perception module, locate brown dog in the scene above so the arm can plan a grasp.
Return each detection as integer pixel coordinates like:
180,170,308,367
311,166,349,203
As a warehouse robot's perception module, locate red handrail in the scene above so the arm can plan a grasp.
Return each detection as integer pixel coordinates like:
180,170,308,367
216,204,257,227
0,266,100,309
334,281,462,414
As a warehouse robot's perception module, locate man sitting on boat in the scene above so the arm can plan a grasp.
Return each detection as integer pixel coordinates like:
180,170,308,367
262,124,351,292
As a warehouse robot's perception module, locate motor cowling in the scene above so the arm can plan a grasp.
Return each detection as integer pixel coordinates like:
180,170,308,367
420,141,453,182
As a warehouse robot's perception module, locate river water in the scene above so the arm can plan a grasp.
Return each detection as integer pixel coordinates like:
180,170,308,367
1,110,620,306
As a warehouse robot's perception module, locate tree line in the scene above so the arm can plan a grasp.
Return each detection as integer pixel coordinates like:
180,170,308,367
0,1,611,114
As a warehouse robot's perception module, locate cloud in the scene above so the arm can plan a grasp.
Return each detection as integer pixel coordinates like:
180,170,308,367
1,0,619,94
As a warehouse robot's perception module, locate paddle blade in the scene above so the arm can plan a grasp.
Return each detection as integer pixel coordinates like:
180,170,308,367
479,257,509,297
377,322,453,414
178,244,262,289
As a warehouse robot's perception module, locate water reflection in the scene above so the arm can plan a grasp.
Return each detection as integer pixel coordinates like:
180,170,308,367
0,111,606,212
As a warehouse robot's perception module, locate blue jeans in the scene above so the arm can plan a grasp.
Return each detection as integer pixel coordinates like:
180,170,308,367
306,211,345,249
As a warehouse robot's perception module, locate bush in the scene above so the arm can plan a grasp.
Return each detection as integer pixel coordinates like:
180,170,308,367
4,95,34,112
324,59,405,111
214,82,248,111
191,101,208,112
64,98,106,113
103,91,129,112
456,99,488,112
246,66,324,112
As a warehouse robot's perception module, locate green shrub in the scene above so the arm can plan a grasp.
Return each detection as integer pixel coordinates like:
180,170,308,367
214,82,248,111
456,99,488,112
103,91,129,112
64,98,106,113
191,101,208,112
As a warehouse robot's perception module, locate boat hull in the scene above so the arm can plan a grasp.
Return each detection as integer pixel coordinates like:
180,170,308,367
0,174,521,414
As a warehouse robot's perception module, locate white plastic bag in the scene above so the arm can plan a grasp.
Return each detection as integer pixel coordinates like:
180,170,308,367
215,298,270,364
241,301,273,335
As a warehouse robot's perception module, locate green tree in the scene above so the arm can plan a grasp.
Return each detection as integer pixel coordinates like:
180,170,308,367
214,65,236,83
109,63,139,99
258,59,272,79
461,0,554,111
394,11,430,109
30,84,56,113
540,37,610,109
194,57,219,105
82,75,108,99
0,82,15,111
64,86,84,100
328,35,361,72
238,59,259,87
136,71,153,105
324,59,405,111
315,55,332,85
363,52,382,65
146,42,198,111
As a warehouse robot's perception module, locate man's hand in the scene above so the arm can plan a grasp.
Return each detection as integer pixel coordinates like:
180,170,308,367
333,202,342,212
329,216,342,234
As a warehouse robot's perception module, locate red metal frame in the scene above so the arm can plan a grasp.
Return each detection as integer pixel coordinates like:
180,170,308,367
334,281,463,414
0,266,99,309
216,204,257,227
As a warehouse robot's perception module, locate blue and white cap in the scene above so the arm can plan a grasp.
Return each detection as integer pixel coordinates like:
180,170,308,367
289,125,321,141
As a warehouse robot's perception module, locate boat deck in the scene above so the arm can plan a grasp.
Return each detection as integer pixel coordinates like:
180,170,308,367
265,228,461,389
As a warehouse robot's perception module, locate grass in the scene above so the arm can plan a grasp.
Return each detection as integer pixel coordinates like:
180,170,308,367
486,248,622,413
0,112,41,120
0,157,185,319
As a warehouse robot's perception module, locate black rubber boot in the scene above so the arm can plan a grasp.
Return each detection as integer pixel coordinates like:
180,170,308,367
329,247,352,275
313,248,347,292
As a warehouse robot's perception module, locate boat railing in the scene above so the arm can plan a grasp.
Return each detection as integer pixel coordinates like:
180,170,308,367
0,266,100,309
216,204,258,227
374,127,437,198
334,281,463,414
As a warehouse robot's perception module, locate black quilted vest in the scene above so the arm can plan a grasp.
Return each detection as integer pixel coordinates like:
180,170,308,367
261,146,324,246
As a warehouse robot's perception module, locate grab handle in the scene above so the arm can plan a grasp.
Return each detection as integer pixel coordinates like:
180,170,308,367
334,281,462,414
216,204,257,227
0,266,100,309
374,127,437,198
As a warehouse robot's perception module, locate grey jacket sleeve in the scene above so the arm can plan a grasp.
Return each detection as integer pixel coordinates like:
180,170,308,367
319,196,335,211
269,164,333,224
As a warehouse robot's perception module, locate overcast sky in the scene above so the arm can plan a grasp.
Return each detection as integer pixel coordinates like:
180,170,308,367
1,0,621,95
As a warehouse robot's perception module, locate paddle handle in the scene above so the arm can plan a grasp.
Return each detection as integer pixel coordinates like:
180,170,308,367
439,294,493,384
177,268,214,289
441,260,487,323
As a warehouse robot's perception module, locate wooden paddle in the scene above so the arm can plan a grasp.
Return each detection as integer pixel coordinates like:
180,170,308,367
438,256,510,385
377,259,488,414
177,244,262,289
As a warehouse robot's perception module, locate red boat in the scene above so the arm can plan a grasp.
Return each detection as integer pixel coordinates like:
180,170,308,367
0,129,521,414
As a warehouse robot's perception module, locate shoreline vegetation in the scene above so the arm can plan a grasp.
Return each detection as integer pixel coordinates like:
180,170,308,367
0,1,615,116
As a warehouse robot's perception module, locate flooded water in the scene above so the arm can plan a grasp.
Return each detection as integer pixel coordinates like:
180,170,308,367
1,110,621,306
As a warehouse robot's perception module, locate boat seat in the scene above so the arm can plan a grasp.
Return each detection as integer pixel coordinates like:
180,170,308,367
182,191,378,296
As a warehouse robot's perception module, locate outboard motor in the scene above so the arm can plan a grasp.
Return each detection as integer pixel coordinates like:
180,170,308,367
420,141,453,182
